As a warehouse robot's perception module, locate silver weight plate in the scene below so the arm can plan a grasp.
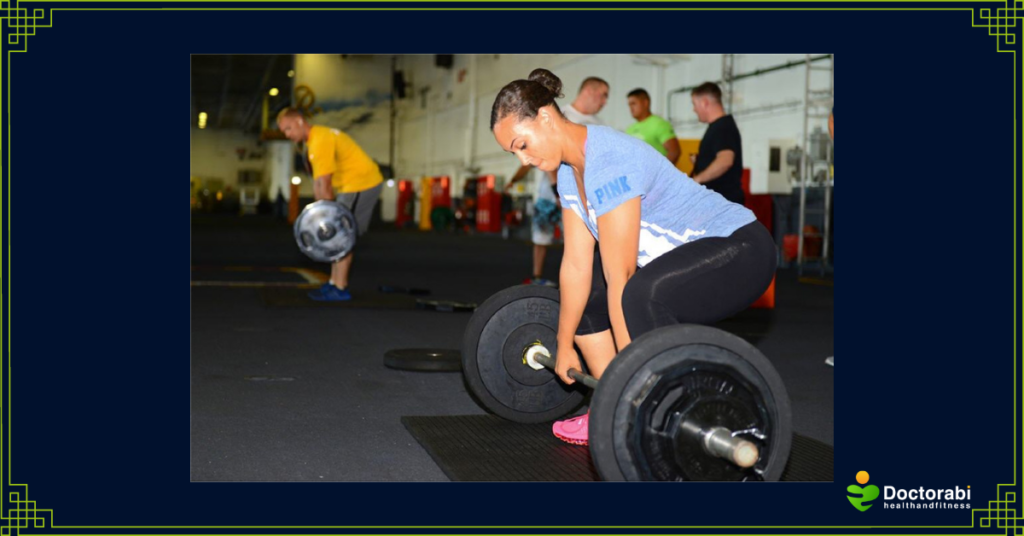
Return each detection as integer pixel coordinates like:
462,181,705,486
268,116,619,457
293,200,358,262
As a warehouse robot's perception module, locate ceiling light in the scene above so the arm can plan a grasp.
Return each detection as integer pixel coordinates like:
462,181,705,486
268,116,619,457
269,88,279,97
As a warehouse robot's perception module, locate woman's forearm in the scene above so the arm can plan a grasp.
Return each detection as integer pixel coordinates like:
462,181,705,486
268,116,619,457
557,261,592,346
605,279,632,351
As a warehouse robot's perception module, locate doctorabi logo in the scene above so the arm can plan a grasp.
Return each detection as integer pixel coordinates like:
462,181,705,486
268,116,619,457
845,471,972,512
848,471,880,512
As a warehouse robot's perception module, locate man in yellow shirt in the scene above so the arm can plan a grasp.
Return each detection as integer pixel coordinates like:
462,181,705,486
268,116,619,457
277,108,384,301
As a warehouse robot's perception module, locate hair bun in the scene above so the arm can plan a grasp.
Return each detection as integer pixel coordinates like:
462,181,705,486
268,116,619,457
528,68,564,99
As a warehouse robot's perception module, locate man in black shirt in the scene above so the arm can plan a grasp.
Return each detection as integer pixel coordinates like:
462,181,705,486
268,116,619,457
690,82,745,205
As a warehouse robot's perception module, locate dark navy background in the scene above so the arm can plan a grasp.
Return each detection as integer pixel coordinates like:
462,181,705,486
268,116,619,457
1,3,1019,532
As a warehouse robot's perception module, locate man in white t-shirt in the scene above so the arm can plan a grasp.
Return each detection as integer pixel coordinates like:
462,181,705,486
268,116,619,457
561,76,609,126
504,76,609,286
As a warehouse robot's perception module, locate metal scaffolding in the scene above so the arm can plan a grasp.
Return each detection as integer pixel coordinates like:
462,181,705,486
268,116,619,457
721,54,735,114
797,54,834,276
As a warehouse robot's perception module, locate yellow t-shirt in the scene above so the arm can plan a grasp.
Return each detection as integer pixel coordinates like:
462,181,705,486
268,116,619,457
307,125,383,194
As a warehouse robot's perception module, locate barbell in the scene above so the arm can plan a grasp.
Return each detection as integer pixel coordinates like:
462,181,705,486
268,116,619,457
523,342,761,470
461,285,793,481
293,200,358,262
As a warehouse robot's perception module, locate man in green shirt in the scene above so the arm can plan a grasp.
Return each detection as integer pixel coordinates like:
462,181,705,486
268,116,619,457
626,88,681,165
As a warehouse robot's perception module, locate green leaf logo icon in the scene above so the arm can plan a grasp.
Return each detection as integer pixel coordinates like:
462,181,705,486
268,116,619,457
847,484,880,512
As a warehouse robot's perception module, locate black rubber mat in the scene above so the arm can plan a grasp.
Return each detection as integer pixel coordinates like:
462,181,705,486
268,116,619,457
402,415,599,481
402,415,833,482
259,287,418,309
779,430,834,482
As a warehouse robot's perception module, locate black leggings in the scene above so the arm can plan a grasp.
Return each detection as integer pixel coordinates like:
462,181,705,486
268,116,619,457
576,221,777,339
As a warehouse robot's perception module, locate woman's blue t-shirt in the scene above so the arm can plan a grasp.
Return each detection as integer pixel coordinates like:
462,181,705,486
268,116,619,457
557,125,756,267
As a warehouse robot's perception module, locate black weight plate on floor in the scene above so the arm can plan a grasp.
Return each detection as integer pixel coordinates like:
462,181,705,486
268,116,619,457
384,348,462,372
589,325,792,481
461,285,585,423
416,299,477,313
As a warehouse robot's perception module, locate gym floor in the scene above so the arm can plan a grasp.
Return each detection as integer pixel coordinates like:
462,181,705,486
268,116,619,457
190,213,834,482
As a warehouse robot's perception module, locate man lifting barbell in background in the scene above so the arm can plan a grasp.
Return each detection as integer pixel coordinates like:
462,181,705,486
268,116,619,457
504,165,561,287
277,108,384,302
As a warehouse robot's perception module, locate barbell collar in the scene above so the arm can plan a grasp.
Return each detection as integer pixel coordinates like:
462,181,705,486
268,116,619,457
526,346,600,390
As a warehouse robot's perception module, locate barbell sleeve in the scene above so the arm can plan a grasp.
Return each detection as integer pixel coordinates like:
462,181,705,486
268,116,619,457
680,421,760,468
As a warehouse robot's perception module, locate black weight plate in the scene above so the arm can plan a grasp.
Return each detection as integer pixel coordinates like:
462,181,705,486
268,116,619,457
461,285,586,423
384,348,462,372
416,299,477,313
589,325,792,481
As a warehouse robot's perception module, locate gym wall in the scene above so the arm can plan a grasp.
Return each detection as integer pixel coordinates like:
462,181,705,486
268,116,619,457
380,54,830,199
189,54,830,199
292,54,394,165
667,54,832,185
189,127,268,192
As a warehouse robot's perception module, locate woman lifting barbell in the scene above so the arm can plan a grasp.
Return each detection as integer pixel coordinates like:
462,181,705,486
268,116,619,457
490,69,776,446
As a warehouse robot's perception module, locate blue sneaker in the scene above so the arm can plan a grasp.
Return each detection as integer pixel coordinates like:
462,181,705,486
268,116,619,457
531,278,557,288
307,282,334,298
311,285,353,302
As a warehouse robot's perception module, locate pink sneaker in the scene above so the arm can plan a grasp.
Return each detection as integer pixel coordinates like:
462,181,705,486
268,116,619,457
552,412,589,446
